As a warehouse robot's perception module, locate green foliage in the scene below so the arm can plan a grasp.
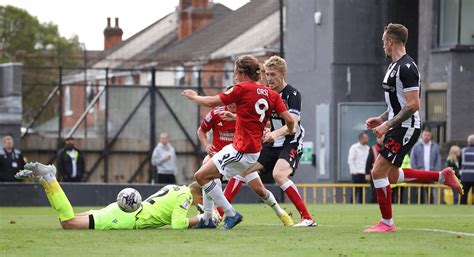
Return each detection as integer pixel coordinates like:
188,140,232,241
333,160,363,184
0,5,81,123
1,204,473,256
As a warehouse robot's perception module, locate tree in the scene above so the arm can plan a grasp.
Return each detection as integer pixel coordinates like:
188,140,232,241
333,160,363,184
0,5,81,124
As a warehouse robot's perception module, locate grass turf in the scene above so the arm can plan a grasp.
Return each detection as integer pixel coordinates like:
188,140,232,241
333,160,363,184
1,204,473,257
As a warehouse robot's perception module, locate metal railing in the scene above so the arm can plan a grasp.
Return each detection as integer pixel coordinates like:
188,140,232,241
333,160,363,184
296,183,470,205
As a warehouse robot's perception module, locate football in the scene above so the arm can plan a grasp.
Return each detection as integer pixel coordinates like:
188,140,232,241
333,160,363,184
116,188,142,212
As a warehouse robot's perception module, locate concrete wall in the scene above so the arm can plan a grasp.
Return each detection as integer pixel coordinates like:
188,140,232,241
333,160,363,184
286,0,334,183
286,0,389,182
418,0,474,142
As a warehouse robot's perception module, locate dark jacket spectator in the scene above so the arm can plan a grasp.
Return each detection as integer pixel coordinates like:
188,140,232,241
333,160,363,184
460,134,474,204
57,137,85,182
0,135,26,182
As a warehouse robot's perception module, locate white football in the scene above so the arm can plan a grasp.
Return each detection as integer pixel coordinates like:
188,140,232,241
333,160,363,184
116,188,142,212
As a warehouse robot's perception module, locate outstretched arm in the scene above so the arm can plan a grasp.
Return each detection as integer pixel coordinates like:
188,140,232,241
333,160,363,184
181,90,223,108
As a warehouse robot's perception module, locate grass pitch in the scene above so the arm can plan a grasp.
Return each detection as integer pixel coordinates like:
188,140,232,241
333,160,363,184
1,204,473,257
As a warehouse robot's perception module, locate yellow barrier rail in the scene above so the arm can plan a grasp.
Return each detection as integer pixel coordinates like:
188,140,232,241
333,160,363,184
295,183,471,205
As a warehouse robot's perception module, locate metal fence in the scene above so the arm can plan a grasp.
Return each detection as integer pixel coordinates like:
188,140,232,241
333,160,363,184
21,65,234,183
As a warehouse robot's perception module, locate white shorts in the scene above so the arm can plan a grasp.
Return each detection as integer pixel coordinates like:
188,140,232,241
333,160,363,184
211,144,260,181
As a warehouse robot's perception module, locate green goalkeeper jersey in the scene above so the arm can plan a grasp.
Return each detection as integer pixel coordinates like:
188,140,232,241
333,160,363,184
135,185,193,229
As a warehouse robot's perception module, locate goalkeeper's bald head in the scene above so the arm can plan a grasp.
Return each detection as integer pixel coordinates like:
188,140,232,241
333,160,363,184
188,181,203,205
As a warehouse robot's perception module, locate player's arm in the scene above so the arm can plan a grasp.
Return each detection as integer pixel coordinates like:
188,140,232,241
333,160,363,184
366,110,388,130
181,90,223,107
373,64,420,137
279,111,296,135
170,194,193,229
263,113,298,143
383,63,420,130
385,91,419,129
197,127,215,156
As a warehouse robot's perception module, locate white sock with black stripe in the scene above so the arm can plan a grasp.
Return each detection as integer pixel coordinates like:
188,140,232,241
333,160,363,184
202,179,221,221
202,180,236,217
261,190,285,216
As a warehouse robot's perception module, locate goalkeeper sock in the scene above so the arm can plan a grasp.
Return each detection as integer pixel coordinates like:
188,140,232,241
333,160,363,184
40,177,75,221
261,189,284,216
202,180,236,217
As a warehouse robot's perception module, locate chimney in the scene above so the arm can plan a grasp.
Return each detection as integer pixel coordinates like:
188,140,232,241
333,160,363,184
103,17,123,50
178,0,213,40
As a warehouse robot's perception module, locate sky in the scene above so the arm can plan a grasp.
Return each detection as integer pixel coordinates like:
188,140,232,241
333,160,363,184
3,0,250,50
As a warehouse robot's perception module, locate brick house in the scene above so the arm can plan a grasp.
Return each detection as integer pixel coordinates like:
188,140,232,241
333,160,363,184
60,0,282,134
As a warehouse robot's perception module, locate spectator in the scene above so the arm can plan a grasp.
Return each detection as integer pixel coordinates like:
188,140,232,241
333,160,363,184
446,145,461,204
366,135,384,203
410,129,441,203
57,137,85,182
0,135,26,182
151,133,177,184
460,134,474,205
348,132,370,203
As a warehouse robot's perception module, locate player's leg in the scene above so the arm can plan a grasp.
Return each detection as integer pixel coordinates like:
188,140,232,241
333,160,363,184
365,155,398,233
195,145,241,228
16,162,86,229
245,171,294,226
60,214,90,229
390,167,463,195
272,159,315,227
364,128,418,232
217,175,245,217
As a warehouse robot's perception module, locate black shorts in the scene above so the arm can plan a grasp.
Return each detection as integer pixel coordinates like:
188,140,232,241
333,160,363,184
379,127,421,167
257,143,302,176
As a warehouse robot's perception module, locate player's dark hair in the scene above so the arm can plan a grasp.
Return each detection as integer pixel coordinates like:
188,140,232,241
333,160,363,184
235,55,261,82
358,132,368,139
384,23,408,45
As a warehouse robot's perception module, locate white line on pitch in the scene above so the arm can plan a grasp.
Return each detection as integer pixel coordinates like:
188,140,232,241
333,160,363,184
399,228,474,237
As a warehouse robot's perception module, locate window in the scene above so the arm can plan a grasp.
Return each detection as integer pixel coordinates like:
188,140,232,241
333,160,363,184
223,62,234,88
64,85,73,116
426,90,447,121
99,80,106,110
439,0,474,47
175,66,185,86
86,82,95,113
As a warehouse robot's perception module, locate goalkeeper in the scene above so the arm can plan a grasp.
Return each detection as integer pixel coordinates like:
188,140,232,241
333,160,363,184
16,162,209,230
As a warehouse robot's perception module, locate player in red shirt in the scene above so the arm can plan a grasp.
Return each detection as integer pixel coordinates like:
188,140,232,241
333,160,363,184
196,89,293,226
182,55,295,229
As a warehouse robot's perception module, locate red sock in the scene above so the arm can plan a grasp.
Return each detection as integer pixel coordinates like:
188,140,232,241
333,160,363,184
374,178,392,220
281,181,312,220
217,177,244,217
401,168,439,183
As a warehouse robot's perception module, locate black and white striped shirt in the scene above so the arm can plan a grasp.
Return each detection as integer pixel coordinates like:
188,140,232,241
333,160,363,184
382,54,421,129
269,84,304,148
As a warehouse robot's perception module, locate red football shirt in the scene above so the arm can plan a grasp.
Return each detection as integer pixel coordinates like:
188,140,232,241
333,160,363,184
200,106,236,152
219,81,288,153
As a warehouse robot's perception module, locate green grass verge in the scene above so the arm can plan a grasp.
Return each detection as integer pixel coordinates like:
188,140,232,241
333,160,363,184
1,204,473,257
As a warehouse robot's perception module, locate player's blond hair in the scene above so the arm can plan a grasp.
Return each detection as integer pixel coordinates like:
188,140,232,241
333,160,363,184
263,55,287,77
